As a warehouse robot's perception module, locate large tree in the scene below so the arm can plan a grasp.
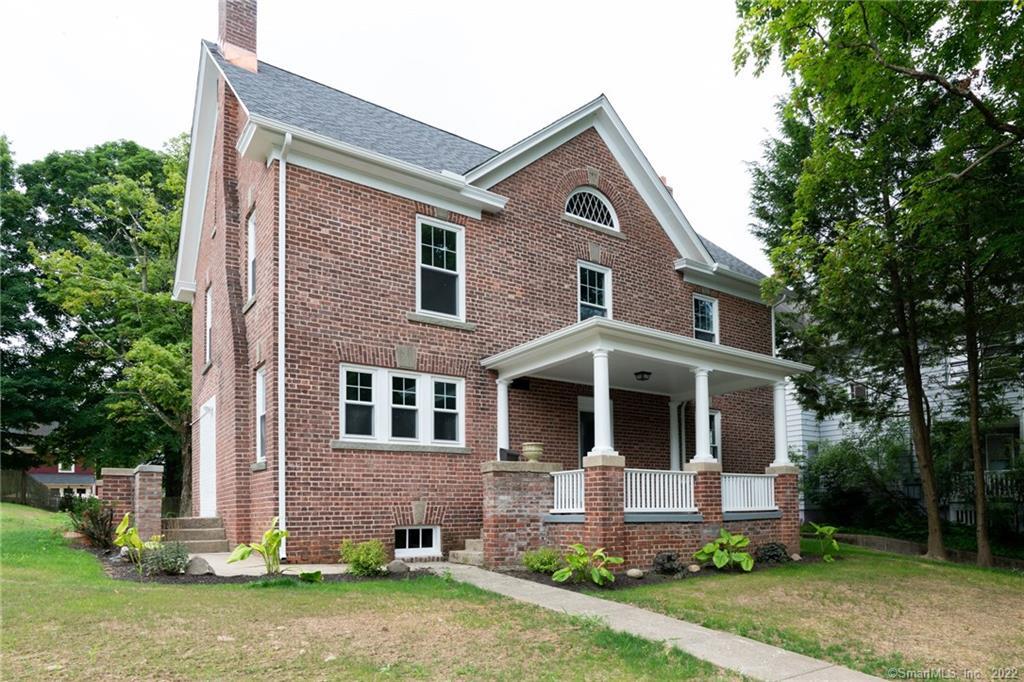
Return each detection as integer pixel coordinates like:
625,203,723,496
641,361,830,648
737,0,1024,560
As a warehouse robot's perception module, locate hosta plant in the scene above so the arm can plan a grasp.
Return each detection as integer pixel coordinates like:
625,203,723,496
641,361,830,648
810,522,841,562
551,544,623,586
228,516,288,575
693,528,754,572
113,513,163,576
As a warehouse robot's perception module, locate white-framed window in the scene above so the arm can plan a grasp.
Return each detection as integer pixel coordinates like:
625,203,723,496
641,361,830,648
564,187,619,231
255,368,266,462
946,354,967,387
394,526,441,559
57,462,75,474
848,382,868,400
708,410,722,460
204,286,213,364
693,294,718,343
578,262,612,321
416,215,465,321
338,365,465,446
246,211,256,299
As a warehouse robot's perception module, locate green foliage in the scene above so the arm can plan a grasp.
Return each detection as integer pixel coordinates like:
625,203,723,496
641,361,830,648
113,513,162,576
810,522,841,563
142,541,190,576
227,516,288,576
653,551,683,575
522,547,563,575
755,542,791,564
66,497,115,550
693,529,754,572
57,493,77,513
551,544,623,586
298,570,323,584
339,539,386,577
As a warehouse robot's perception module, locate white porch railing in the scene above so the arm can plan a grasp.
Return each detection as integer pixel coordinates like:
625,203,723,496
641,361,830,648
722,473,777,512
551,469,584,513
624,469,697,512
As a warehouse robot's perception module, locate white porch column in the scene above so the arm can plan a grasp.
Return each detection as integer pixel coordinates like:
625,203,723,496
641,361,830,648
589,349,616,456
771,379,790,466
496,378,510,459
692,367,714,462
669,400,681,470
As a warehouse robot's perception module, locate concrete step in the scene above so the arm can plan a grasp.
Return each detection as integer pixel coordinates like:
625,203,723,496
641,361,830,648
448,549,484,567
163,527,227,542
162,516,224,530
464,538,483,552
172,539,231,553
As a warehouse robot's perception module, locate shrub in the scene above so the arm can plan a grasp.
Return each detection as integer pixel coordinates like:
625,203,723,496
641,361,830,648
693,528,754,572
57,493,78,513
810,522,841,562
114,513,163,576
143,542,190,576
755,542,790,564
67,498,115,550
339,539,386,576
228,516,288,575
552,544,623,586
653,551,683,575
523,547,563,575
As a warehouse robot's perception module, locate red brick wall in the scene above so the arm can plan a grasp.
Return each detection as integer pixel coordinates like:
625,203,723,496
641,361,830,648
102,473,133,522
481,465,558,567
219,0,256,53
134,469,163,540
682,387,773,473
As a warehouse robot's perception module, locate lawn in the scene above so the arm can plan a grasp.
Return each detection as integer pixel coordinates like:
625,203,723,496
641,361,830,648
601,539,1024,677
0,503,728,680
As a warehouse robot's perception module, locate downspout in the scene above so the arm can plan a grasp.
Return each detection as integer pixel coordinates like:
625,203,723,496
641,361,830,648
277,132,292,557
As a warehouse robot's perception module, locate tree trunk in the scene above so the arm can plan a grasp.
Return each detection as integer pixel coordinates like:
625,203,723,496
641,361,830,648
963,268,993,566
178,418,193,517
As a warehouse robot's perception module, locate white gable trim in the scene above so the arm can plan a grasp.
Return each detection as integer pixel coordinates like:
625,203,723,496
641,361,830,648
675,257,765,304
465,96,715,266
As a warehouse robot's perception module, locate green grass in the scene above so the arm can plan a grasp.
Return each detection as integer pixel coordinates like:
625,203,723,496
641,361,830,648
0,504,728,680
600,539,1024,677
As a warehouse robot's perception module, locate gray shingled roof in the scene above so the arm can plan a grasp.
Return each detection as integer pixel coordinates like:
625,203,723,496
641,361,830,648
208,41,762,279
207,42,497,174
30,473,96,486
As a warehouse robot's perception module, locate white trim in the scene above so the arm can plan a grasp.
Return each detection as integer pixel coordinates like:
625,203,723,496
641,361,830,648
675,257,764,304
394,525,442,559
693,293,719,344
415,215,466,323
203,286,212,365
255,368,267,462
577,395,615,467
708,409,722,461
388,370,421,442
565,186,619,232
277,132,292,557
577,261,612,321
246,210,256,299
57,462,75,474
340,365,377,440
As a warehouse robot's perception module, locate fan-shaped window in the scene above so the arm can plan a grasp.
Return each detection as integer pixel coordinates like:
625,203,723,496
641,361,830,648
564,187,618,231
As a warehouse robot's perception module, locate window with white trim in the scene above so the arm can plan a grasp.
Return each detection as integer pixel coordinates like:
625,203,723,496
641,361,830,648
578,262,611,321
204,286,213,364
564,187,619,230
417,216,464,320
338,366,465,446
708,410,722,459
693,294,718,343
255,368,267,462
246,211,256,299
57,462,75,474
394,526,441,558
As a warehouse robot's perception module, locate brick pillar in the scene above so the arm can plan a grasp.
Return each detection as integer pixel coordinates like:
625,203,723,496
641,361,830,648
686,460,722,525
99,468,135,522
768,465,800,552
133,465,164,540
481,461,562,569
582,455,625,564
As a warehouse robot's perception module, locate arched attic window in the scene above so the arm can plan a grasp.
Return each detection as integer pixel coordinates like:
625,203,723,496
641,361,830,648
564,187,619,231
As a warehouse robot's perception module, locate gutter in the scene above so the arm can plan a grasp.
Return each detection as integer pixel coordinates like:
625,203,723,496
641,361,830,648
277,132,292,557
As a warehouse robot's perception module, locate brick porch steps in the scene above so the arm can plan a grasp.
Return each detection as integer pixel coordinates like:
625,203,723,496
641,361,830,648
161,517,230,553
448,538,483,566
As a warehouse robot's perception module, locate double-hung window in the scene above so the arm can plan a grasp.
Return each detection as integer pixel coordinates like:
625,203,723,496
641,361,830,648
708,411,721,459
693,294,718,343
246,211,256,299
433,380,458,442
204,286,213,365
391,376,418,440
417,216,464,320
255,368,266,462
343,370,375,438
578,262,611,321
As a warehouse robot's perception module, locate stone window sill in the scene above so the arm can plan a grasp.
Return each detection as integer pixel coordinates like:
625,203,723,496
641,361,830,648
331,439,471,455
250,460,267,472
242,296,256,314
562,214,626,240
406,312,477,332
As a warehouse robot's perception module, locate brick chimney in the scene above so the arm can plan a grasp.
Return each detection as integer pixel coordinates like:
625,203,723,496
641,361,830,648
218,0,257,72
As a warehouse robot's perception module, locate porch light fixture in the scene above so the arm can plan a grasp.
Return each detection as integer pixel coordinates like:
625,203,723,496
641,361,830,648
634,370,652,382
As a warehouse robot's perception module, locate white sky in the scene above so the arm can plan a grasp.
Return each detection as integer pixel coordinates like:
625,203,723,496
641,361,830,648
2,1,787,273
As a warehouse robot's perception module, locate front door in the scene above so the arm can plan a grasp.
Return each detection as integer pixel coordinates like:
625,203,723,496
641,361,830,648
198,397,217,517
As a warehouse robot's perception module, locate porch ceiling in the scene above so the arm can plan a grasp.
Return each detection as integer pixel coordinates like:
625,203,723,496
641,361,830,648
481,317,812,399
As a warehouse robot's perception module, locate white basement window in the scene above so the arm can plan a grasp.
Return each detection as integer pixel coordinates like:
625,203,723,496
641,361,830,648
255,368,266,462
416,216,465,321
394,526,441,559
693,294,718,343
578,262,612,321
565,187,619,231
246,211,256,299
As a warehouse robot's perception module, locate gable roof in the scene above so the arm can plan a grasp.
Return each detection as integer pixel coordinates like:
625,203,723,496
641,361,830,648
697,236,765,281
206,42,497,174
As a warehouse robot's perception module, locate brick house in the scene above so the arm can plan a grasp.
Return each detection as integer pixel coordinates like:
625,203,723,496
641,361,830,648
169,0,810,565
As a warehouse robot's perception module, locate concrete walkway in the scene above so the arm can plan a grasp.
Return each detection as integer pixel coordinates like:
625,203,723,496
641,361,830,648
192,552,350,577
427,562,876,681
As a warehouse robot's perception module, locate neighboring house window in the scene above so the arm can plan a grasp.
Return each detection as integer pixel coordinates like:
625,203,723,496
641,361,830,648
391,376,418,440
394,526,441,559
578,262,611,321
246,211,256,299
57,462,75,474
417,216,464,320
338,365,464,446
204,286,213,365
255,368,266,462
708,410,722,460
693,294,718,343
946,354,967,386
564,187,618,231
848,382,868,400
343,369,375,438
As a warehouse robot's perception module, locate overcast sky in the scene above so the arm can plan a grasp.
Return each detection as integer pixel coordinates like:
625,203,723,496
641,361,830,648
3,1,787,273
